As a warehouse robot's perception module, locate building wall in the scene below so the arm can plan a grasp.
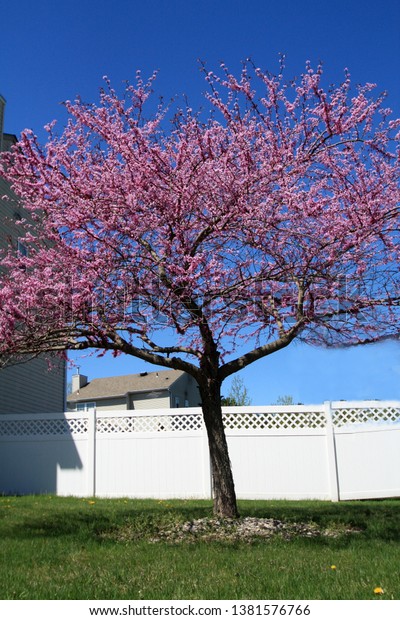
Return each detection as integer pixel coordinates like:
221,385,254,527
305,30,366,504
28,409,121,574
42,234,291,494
89,398,127,412
171,373,200,408
68,392,171,411
0,357,66,414
130,391,170,410
0,99,66,414
0,158,25,254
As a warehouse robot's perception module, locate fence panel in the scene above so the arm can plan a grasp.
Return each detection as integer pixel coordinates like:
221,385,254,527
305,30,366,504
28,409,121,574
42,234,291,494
331,401,400,500
0,402,399,501
0,412,88,496
228,432,331,500
94,409,210,499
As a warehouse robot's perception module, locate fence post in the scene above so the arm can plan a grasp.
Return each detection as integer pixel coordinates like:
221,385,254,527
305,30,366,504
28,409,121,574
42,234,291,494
87,407,97,497
202,416,213,500
324,401,339,501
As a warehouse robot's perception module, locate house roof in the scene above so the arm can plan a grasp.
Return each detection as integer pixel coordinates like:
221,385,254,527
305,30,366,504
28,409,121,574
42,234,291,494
67,369,187,402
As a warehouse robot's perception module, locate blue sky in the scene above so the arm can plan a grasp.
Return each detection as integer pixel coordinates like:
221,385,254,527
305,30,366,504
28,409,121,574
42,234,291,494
2,0,400,404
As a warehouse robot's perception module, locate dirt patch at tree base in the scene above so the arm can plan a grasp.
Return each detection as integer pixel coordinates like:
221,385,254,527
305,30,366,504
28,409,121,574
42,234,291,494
149,516,361,543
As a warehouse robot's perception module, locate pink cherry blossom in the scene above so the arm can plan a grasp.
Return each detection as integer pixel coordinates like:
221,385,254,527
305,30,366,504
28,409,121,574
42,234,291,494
1,62,399,517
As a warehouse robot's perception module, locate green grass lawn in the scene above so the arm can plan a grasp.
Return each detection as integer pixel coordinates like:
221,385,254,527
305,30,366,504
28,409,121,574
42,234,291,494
0,495,399,600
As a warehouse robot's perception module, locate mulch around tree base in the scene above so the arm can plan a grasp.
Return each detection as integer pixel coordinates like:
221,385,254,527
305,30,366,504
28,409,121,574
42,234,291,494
149,517,361,543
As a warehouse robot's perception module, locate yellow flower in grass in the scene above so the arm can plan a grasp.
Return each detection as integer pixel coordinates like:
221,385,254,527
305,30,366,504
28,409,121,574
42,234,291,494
88,500,96,505
330,565,337,570
374,587,384,595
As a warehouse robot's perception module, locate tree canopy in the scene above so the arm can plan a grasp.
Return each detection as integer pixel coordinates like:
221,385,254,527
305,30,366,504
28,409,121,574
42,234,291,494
1,62,399,516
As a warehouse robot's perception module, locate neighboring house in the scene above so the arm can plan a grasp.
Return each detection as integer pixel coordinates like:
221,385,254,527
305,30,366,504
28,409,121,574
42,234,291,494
67,369,200,412
0,95,66,414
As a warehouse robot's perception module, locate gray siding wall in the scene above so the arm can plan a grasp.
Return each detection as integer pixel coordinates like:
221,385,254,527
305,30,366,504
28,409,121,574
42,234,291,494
0,123,66,414
0,132,32,255
130,391,170,410
94,398,127,412
67,393,171,411
170,374,200,408
0,356,66,414
0,176,24,253
66,397,127,412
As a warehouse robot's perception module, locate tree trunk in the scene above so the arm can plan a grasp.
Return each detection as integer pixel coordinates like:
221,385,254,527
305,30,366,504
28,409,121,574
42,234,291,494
199,377,239,518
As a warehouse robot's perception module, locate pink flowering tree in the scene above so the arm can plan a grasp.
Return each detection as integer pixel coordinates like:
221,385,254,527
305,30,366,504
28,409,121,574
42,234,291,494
1,63,399,517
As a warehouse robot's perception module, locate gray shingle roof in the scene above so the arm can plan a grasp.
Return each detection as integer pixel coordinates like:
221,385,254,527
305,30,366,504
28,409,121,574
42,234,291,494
67,369,186,402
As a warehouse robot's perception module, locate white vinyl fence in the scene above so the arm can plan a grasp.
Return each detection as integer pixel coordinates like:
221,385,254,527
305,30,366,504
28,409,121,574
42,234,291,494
0,401,400,501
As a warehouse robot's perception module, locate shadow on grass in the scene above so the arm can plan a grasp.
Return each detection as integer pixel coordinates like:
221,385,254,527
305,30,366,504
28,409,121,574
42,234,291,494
238,498,400,542
2,497,400,544
2,500,213,543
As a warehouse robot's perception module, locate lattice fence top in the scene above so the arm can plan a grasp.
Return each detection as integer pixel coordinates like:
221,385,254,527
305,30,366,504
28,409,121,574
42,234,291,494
1,402,399,437
222,410,326,430
0,417,88,437
97,412,204,434
332,404,400,427
95,409,327,434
